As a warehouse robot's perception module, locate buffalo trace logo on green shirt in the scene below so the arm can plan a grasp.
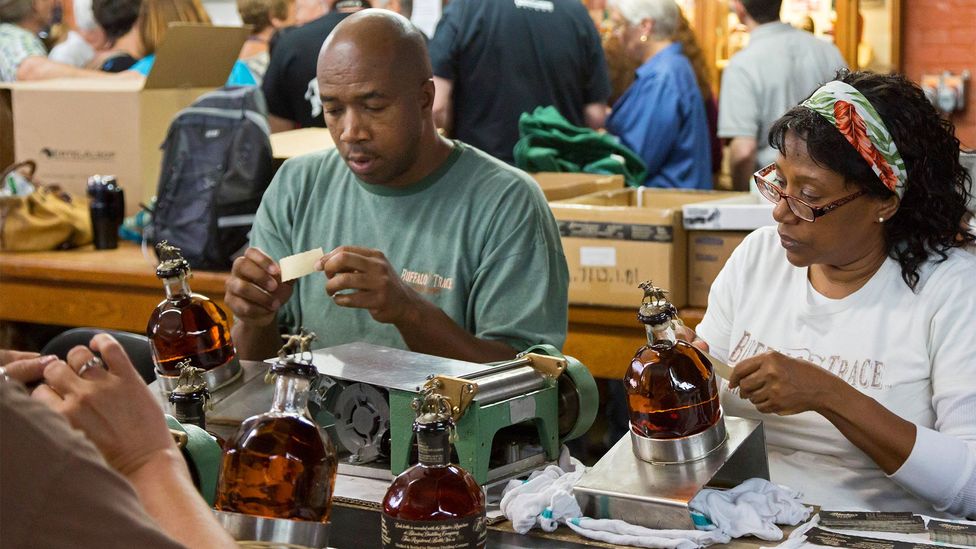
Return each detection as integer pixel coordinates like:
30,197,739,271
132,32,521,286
401,268,455,295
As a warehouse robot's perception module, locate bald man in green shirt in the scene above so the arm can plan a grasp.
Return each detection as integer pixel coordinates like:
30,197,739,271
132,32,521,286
224,9,569,363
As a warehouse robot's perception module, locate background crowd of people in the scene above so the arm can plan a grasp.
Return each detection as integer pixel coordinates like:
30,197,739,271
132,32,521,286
0,0,853,188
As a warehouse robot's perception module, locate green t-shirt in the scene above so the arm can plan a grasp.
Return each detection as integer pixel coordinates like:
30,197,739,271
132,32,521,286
250,141,569,352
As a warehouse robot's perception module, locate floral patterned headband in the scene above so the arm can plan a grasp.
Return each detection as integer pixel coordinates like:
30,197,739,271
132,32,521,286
801,80,907,198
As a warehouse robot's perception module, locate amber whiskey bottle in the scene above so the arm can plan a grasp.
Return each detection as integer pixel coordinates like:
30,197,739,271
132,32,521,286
147,242,235,378
215,358,338,522
381,393,486,549
625,283,720,439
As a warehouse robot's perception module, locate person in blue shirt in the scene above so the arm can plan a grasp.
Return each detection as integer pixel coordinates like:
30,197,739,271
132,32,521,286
129,54,256,86
605,0,711,189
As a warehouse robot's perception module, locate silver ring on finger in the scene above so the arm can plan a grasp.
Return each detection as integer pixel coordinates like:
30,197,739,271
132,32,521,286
77,356,106,378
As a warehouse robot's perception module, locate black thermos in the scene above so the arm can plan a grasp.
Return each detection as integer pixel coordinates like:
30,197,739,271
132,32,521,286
87,175,125,250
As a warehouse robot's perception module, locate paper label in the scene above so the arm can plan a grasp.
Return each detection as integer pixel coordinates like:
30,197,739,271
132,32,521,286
579,246,616,267
279,247,324,282
558,220,673,242
819,511,926,533
701,349,733,380
805,527,940,549
381,513,486,549
929,518,976,545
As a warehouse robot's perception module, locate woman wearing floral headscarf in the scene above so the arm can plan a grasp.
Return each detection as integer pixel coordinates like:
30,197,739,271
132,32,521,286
686,70,976,516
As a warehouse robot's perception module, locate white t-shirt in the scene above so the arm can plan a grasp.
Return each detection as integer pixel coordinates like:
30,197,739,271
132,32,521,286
697,226,976,517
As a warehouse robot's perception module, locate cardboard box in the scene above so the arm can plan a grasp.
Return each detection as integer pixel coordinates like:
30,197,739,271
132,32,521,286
269,127,335,172
682,193,777,307
530,172,624,202
687,230,749,308
549,188,739,308
3,24,249,216
682,192,775,230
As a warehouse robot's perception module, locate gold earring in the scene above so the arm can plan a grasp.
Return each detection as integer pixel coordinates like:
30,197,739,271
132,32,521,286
640,34,648,42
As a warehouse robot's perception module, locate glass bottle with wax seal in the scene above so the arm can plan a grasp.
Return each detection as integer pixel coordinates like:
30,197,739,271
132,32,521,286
168,360,224,447
381,390,487,549
625,281,725,463
147,241,239,392
215,330,338,523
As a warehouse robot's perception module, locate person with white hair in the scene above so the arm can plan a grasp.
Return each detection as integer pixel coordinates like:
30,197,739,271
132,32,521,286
48,0,101,66
604,0,711,188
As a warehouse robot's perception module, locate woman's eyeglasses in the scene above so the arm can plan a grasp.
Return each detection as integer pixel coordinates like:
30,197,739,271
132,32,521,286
753,163,865,222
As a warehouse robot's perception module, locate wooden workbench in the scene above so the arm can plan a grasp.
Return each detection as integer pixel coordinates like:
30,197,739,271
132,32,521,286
0,243,704,379
0,242,229,335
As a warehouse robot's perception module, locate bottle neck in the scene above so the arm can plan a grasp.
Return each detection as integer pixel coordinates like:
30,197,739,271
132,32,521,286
271,374,312,414
645,321,676,350
416,429,451,468
173,398,207,430
162,275,191,299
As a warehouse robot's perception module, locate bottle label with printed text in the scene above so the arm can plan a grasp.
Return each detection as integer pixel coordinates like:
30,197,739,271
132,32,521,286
380,512,487,549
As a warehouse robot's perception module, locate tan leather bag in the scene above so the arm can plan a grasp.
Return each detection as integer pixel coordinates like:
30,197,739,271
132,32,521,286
0,161,92,251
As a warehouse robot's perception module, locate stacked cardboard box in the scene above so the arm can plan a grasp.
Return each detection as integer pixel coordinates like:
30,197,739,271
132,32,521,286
550,188,739,307
683,194,776,307
0,25,249,216
530,172,624,202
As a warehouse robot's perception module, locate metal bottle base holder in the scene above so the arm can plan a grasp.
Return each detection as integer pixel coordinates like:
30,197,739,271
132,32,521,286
630,415,728,464
574,416,769,530
213,510,329,549
155,358,242,393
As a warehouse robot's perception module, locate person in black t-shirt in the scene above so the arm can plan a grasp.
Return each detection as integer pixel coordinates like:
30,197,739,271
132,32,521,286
261,0,369,132
91,0,141,72
428,0,611,163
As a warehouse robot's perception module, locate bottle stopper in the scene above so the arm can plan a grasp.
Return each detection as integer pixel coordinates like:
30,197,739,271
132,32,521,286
637,281,676,326
155,241,190,278
268,328,318,380
169,359,211,408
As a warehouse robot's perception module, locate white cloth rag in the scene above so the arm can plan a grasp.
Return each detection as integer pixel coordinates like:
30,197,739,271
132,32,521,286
501,458,810,548
565,517,731,549
690,478,813,540
500,461,586,534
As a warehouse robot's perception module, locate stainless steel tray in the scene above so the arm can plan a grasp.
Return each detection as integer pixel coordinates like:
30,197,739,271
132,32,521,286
574,416,768,530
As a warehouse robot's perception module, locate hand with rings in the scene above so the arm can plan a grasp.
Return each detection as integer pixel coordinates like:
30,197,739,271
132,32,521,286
32,333,174,476
76,356,108,378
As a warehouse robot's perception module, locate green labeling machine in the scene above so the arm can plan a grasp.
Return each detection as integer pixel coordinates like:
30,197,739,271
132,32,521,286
179,342,598,488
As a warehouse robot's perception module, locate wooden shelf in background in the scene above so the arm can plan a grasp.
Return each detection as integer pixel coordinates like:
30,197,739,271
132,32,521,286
0,243,230,333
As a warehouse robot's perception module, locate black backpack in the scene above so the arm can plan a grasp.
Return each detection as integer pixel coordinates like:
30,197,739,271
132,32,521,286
149,86,274,270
